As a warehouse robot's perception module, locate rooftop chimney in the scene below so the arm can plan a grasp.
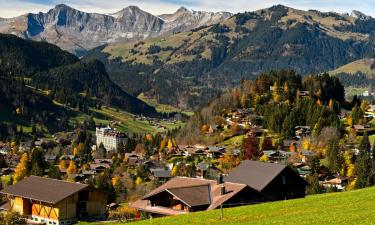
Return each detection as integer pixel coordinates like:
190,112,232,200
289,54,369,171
220,184,226,195
216,173,223,185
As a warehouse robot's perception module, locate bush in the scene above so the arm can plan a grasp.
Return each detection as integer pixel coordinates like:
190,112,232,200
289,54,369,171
0,212,27,225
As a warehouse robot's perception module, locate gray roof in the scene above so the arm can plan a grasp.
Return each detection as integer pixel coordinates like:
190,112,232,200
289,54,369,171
0,176,88,204
152,169,171,178
225,161,288,191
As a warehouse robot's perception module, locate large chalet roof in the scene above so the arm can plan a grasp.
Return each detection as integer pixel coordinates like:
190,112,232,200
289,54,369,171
0,176,88,204
225,160,291,191
136,177,250,213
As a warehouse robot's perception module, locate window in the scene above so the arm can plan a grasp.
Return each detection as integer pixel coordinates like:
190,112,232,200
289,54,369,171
281,175,286,185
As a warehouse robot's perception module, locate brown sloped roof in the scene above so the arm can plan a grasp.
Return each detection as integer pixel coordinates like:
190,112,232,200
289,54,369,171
207,182,247,210
168,185,211,207
143,177,213,199
224,160,290,191
0,176,88,204
136,177,252,214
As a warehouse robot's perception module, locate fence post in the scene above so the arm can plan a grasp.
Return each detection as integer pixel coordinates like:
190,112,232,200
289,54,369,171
220,203,223,220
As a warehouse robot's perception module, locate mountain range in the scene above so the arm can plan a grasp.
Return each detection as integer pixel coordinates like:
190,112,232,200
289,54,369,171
83,5,375,109
2,4,375,111
0,4,231,54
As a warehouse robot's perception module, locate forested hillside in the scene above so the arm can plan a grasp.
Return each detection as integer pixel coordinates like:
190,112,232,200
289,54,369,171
0,34,157,117
178,70,345,144
87,5,375,110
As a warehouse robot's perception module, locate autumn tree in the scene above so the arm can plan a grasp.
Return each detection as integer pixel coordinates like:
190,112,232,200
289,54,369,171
242,133,259,160
13,153,29,184
272,81,280,103
67,161,78,175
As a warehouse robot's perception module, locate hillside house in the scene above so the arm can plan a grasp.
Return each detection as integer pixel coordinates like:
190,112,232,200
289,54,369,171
132,161,307,216
225,161,307,200
131,176,267,217
0,176,107,224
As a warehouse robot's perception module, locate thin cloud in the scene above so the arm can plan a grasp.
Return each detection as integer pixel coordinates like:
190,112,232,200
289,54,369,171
0,0,374,18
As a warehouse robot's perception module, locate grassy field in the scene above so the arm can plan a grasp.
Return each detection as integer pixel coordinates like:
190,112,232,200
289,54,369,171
121,187,375,225
74,107,184,134
137,93,193,116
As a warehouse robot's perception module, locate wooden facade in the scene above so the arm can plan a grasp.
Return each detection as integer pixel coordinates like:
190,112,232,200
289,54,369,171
7,189,106,224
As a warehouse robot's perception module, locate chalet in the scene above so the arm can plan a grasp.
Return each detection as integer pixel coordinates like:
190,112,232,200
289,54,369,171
89,163,110,173
131,176,267,217
150,168,171,183
45,155,57,164
0,145,11,155
94,159,113,165
132,161,307,217
0,176,107,224
297,91,310,98
196,162,209,178
295,126,310,139
206,146,225,158
300,150,317,163
225,161,308,200
321,175,348,190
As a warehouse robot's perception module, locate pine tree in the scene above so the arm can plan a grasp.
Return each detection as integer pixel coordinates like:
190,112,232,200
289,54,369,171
355,133,373,189
48,165,61,179
327,139,342,173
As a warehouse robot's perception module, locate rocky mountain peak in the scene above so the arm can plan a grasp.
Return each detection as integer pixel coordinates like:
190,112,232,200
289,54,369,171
351,10,372,21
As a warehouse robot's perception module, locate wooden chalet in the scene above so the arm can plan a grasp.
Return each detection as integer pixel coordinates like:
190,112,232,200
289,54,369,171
131,176,266,217
132,161,307,217
0,176,107,225
225,161,307,200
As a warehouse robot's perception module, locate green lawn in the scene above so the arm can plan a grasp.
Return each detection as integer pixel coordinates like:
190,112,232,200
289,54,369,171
124,187,375,225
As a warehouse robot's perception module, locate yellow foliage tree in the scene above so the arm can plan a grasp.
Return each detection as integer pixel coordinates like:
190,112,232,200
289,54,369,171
112,176,120,187
360,100,368,112
67,161,78,175
347,116,353,127
160,139,167,150
302,138,311,150
283,82,289,94
135,177,142,186
81,163,90,171
289,143,296,152
13,153,29,184
167,139,174,150
316,99,322,106
73,147,78,156
328,99,334,110
272,81,280,103
171,164,179,177
201,125,210,133
145,134,153,142
58,160,67,170
260,154,269,162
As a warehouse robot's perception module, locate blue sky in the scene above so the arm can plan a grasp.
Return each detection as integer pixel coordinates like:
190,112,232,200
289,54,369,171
0,0,374,18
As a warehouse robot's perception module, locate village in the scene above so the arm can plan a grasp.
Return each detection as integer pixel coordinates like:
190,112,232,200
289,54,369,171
1,92,375,224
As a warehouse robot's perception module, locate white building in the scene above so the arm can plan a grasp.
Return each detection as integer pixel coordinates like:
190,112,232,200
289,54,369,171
96,127,127,152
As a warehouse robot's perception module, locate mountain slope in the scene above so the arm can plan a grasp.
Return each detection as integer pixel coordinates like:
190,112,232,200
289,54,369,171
89,5,375,109
0,4,231,54
0,34,157,116
129,187,375,225
330,58,375,77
